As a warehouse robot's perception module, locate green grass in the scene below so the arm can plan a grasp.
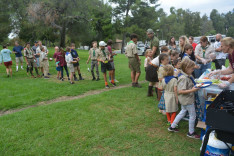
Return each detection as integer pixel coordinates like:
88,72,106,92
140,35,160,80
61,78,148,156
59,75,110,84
0,47,146,111
0,84,201,155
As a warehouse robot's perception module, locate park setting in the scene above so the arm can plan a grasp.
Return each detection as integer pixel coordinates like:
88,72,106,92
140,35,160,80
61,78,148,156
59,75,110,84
0,0,234,155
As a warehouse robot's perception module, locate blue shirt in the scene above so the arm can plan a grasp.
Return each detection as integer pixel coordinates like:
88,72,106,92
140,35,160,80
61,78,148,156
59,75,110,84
71,49,79,58
13,46,24,57
0,49,12,63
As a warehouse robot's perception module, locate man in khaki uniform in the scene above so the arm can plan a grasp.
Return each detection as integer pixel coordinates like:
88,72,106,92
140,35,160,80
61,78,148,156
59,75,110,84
38,47,49,79
125,34,141,88
87,41,100,81
24,43,40,78
147,29,160,58
97,41,116,88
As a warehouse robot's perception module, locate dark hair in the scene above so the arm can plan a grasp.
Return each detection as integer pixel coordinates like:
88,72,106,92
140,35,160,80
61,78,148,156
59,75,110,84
172,59,180,67
130,34,138,40
169,36,176,46
161,46,169,53
184,44,193,51
60,47,65,57
170,50,179,56
26,42,30,45
66,46,71,52
200,36,208,43
189,36,194,40
159,53,168,64
3,45,7,49
107,40,113,45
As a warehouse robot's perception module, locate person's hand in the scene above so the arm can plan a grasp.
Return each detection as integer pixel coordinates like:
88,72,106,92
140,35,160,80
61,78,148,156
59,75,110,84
209,53,216,61
86,60,89,64
207,70,221,78
200,58,207,65
26,62,29,65
218,81,230,89
192,86,200,91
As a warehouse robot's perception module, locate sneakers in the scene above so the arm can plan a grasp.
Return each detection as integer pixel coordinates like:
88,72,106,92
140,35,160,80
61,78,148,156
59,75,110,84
74,77,79,81
135,83,142,88
37,75,41,78
187,132,200,139
96,77,100,81
114,79,119,82
111,82,116,87
68,77,70,81
31,75,36,78
132,83,136,87
44,76,50,79
61,78,64,81
168,127,179,132
92,77,96,81
79,77,84,80
70,82,75,84
105,85,110,89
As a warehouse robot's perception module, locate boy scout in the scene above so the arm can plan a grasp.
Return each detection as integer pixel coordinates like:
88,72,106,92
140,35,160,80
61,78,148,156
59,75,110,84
24,43,40,78
38,47,49,79
87,41,100,81
125,34,141,88
97,41,116,88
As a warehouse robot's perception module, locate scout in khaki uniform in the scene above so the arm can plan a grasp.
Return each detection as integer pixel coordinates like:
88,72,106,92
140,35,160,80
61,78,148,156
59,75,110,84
37,47,49,79
169,58,200,139
97,41,116,88
87,41,100,81
24,43,40,78
146,29,160,58
125,34,141,88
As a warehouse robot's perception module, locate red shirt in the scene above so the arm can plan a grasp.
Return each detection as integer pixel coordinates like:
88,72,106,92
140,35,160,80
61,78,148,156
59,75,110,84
53,52,60,60
192,43,197,51
229,50,234,70
56,52,66,66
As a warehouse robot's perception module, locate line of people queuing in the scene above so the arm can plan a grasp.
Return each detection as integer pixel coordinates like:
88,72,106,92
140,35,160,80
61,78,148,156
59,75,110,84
0,40,119,88
125,29,234,139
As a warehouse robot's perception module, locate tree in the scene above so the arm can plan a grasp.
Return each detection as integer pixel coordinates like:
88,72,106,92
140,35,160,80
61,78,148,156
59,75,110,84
210,9,226,34
227,26,234,37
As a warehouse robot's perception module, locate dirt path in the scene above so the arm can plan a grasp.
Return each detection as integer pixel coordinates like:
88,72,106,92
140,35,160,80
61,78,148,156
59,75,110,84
0,82,145,117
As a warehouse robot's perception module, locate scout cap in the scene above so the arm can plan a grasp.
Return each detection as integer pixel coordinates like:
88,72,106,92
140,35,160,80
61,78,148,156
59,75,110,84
99,41,107,47
147,29,154,34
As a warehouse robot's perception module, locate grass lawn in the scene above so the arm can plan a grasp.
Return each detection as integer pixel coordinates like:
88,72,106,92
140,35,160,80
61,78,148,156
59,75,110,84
0,47,146,111
0,83,201,155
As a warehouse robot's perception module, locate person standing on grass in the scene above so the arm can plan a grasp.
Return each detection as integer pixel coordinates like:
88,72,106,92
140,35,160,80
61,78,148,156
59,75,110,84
107,40,118,82
97,41,116,88
13,41,24,71
32,41,40,68
0,45,13,77
71,43,84,81
213,34,227,69
125,34,142,88
146,29,160,58
162,65,178,126
58,47,70,81
36,41,50,75
37,47,50,79
65,46,78,84
87,41,100,81
53,46,61,80
24,43,40,78
168,58,200,139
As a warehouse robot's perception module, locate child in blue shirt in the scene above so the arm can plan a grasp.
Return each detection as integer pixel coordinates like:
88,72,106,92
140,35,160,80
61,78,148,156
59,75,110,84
0,45,13,77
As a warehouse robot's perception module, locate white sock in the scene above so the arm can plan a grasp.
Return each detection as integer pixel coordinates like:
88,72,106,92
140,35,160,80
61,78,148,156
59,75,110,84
16,66,18,70
21,66,23,69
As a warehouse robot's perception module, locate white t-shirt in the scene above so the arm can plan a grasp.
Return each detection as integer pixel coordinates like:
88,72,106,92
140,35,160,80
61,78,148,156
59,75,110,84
214,41,227,59
151,56,159,66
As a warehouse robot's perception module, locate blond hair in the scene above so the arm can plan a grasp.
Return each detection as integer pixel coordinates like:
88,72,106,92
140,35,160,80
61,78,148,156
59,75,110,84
180,58,195,72
145,49,151,56
221,37,234,49
179,36,189,52
163,65,174,77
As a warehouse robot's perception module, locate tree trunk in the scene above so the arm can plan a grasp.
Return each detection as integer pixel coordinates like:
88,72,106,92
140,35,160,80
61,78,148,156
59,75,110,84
121,0,131,54
60,22,66,48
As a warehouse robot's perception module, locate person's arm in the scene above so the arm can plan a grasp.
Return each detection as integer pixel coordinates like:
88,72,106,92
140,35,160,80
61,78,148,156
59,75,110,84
220,65,233,75
174,86,178,104
24,56,29,65
152,46,157,56
87,55,91,64
178,87,199,94
0,52,2,64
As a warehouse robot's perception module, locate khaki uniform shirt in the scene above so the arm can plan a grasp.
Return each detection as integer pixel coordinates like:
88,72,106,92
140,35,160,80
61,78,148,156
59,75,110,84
157,65,165,89
149,36,160,57
195,44,214,62
125,41,137,58
177,71,195,105
24,48,34,59
89,48,99,60
97,47,110,61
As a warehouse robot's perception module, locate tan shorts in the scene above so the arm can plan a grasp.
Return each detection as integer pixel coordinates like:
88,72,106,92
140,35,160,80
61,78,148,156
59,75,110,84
67,64,75,73
128,57,141,73
16,56,24,63
27,58,37,68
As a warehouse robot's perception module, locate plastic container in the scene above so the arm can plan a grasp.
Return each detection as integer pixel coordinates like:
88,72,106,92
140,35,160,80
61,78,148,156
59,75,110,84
201,131,231,156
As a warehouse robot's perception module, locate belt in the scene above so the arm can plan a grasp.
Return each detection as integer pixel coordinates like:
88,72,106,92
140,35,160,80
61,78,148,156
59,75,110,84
91,59,97,61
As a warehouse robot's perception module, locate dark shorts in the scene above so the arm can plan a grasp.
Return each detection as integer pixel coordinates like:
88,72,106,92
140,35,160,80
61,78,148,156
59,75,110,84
101,62,112,73
73,62,80,67
4,61,12,67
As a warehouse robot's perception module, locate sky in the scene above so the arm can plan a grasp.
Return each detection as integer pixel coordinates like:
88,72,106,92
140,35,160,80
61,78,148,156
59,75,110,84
158,0,234,16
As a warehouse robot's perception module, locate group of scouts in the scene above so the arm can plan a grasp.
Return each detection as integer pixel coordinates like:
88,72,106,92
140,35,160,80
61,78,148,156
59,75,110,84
125,29,201,139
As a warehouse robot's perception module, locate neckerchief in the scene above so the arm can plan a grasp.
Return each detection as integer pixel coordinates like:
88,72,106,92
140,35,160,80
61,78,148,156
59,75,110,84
165,76,175,84
128,40,134,45
201,46,208,58
102,49,106,57
178,72,196,85
93,49,96,57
